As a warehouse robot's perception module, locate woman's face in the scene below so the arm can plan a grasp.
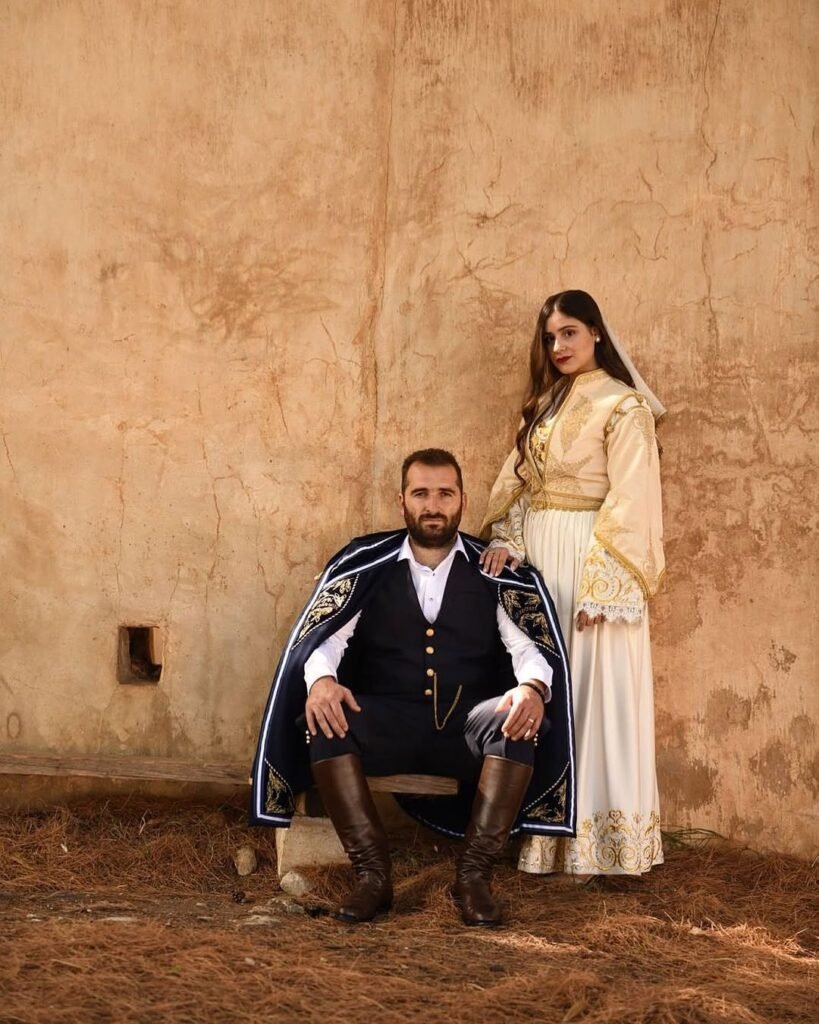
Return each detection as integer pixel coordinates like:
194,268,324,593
545,310,599,377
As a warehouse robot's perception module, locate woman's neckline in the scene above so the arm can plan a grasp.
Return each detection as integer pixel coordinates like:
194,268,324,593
570,367,609,383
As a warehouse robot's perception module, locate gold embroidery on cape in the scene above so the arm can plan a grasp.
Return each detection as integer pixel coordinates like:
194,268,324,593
567,810,663,874
264,766,294,816
527,779,567,823
499,588,557,656
296,577,354,644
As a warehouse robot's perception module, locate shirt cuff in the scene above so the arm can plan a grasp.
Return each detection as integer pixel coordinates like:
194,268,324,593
514,659,552,702
304,651,338,692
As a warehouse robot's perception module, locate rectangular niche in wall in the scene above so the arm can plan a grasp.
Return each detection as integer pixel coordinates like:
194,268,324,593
118,626,163,684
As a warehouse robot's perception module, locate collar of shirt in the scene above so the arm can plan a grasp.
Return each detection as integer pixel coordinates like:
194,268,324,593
397,533,466,623
397,532,466,574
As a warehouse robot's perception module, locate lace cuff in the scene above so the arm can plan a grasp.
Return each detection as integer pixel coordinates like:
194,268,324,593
577,543,644,624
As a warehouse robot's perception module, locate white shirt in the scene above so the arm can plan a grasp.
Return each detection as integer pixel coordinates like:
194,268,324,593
304,534,552,698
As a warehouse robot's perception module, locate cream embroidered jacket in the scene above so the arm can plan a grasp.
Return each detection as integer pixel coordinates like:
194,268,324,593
480,369,665,623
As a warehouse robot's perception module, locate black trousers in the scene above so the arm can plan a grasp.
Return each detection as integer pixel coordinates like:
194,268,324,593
307,693,536,782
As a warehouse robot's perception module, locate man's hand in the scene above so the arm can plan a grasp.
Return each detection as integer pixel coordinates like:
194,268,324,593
576,609,605,632
305,676,361,739
479,545,521,577
495,684,544,741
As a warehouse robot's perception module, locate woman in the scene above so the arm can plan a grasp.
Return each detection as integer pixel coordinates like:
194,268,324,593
479,290,665,878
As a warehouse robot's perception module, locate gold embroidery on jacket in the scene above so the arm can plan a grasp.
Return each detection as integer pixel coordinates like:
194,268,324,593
530,493,603,512
578,542,644,609
559,393,593,451
500,589,557,656
296,577,354,644
543,452,594,494
528,418,554,471
631,405,656,453
604,394,654,455
643,535,659,591
594,500,631,549
529,393,595,497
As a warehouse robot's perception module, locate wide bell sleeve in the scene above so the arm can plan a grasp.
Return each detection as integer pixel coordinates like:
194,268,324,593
577,394,664,622
479,444,530,562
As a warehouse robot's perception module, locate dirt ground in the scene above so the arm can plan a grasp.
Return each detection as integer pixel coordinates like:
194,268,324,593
1,799,816,1023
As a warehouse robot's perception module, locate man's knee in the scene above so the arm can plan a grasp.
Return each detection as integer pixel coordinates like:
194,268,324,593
467,697,537,766
308,730,361,764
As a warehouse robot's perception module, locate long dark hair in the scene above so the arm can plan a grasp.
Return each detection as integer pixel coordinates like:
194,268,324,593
514,290,634,480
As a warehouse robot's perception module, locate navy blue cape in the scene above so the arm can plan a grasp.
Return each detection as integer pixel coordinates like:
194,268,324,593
250,530,576,838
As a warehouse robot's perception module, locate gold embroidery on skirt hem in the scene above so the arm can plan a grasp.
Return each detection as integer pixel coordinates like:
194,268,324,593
520,809,663,875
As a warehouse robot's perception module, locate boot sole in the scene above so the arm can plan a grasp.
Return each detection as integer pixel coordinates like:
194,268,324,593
335,902,393,924
450,890,502,928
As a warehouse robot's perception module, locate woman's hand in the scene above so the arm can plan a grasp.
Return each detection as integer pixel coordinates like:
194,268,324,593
576,609,605,632
495,684,544,740
479,545,521,577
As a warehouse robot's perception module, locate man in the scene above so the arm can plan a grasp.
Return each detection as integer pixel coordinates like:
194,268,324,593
251,449,575,927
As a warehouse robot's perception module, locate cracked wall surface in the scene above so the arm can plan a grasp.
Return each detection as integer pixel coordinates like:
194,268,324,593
0,0,389,761
1,1,816,856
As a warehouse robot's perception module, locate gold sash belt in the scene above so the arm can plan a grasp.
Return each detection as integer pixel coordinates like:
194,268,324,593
529,492,604,512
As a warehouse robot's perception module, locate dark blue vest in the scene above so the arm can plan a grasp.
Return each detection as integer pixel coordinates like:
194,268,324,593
337,552,515,704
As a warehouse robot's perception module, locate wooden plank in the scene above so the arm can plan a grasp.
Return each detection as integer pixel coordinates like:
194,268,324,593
0,754,459,796
0,752,250,786
367,774,458,795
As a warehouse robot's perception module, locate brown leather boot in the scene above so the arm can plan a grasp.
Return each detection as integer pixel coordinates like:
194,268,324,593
311,754,393,922
452,755,533,927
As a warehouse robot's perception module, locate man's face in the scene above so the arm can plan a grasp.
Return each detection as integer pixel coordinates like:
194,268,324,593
399,463,465,548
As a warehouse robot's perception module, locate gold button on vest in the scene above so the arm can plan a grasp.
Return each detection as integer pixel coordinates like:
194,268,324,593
425,627,434,637
425,646,434,655
424,688,433,697
426,668,434,677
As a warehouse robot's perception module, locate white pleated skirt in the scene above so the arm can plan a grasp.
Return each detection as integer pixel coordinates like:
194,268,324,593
519,509,663,876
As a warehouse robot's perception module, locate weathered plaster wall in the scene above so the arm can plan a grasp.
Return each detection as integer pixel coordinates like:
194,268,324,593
370,0,818,858
1,0,389,758
1,1,816,856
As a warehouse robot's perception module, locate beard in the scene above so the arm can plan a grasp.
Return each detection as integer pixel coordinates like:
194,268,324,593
404,507,462,548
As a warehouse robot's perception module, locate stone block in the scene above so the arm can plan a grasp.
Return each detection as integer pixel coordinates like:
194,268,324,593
275,816,346,877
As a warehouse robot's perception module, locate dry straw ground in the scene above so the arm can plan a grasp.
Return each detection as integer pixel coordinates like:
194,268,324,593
1,799,816,1023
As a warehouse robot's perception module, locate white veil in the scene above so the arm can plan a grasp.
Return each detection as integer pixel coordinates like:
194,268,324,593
601,315,666,421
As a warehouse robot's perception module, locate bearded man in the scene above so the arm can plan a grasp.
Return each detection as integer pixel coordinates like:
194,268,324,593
250,449,575,927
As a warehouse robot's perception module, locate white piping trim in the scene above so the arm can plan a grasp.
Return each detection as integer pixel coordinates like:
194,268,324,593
253,536,405,821
254,531,576,833
530,572,576,833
